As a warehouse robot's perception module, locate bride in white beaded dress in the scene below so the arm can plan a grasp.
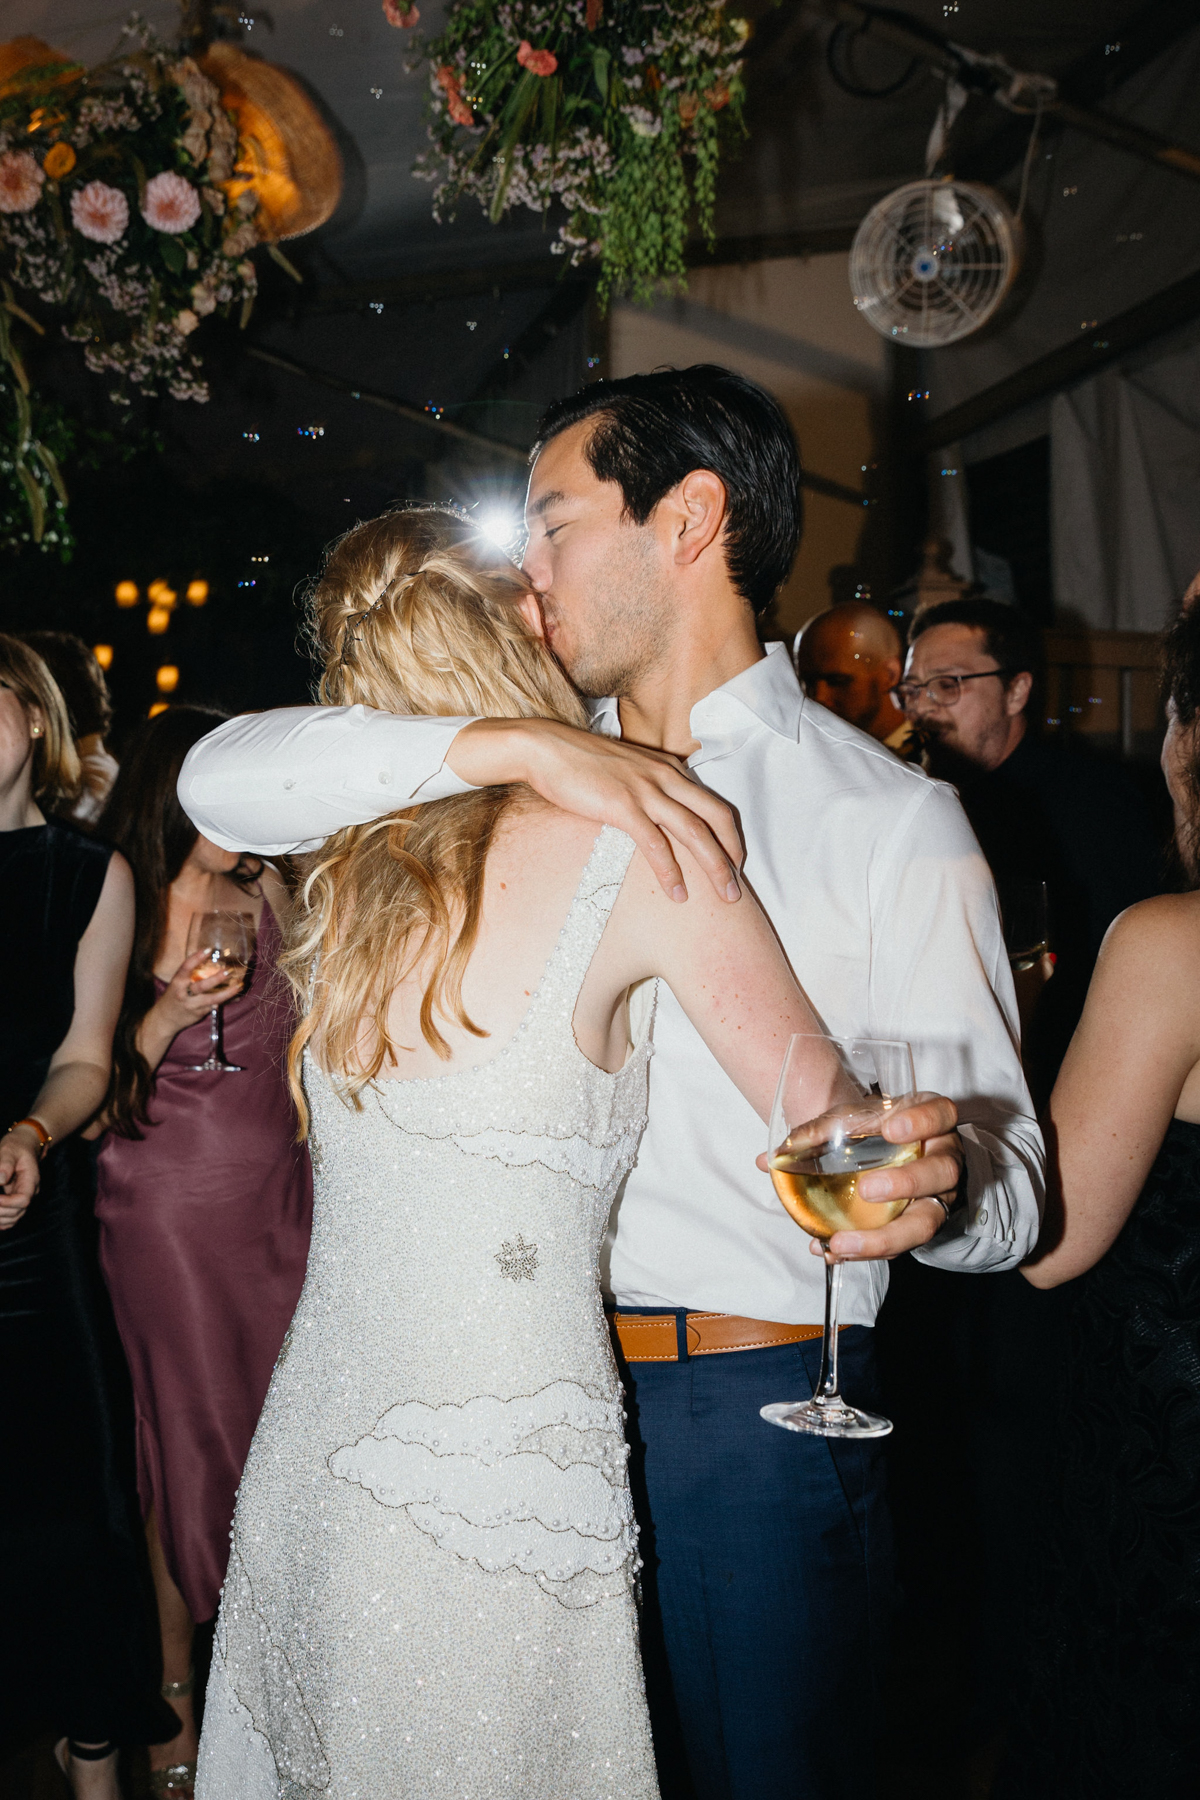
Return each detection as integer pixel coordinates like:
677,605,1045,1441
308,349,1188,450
195,508,838,1800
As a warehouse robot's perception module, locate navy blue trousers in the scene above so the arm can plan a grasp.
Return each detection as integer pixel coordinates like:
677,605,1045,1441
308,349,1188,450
617,1323,893,1800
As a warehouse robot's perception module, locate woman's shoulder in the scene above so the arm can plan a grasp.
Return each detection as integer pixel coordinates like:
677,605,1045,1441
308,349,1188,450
1094,891,1200,1016
1103,889,1200,955
493,797,619,863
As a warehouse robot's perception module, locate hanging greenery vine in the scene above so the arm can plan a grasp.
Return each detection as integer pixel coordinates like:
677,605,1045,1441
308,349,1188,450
409,1,752,306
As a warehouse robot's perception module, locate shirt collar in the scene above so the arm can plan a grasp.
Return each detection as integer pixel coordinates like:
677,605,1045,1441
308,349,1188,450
586,642,803,764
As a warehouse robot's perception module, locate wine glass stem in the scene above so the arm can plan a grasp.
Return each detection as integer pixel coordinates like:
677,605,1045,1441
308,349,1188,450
209,1006,220,1057
816,1255,844,1402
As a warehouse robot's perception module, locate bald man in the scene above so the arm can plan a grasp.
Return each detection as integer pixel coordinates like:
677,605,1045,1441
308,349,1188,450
794,602,911,752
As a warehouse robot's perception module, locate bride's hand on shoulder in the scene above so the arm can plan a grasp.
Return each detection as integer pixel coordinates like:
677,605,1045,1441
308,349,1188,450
448,718,744,907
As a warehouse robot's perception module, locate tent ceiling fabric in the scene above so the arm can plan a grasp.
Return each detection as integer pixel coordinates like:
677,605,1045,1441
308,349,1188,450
10,0,1174,284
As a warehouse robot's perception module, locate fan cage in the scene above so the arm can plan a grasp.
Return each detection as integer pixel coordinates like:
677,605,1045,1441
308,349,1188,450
849,180,1021,348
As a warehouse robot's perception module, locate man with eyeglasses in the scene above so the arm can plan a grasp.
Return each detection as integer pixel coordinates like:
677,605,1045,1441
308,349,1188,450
901,595,1160,1096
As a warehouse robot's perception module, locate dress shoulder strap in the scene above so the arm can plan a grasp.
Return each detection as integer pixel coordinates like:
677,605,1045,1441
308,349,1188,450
528,826,637,1033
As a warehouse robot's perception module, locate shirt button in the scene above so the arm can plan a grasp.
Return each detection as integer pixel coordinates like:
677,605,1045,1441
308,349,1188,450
282,778,295,790
378,769,390,784
978,1207,989,1225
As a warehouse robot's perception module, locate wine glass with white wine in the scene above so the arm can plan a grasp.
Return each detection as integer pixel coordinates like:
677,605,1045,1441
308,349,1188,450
761,1036,921,1440
185,910,255,1073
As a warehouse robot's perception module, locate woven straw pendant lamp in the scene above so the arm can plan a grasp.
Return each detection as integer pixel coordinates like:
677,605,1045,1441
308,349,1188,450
0,36,77,98
198,41,342,242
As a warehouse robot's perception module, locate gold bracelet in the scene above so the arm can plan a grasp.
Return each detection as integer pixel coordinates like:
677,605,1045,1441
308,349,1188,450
8,1116,52,1158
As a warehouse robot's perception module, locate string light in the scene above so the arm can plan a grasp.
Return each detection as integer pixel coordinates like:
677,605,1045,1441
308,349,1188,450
156,665,180,694
93,644,113,670
147,605,171,635
115,580,139,607
186,579,209,606
149,701,169,718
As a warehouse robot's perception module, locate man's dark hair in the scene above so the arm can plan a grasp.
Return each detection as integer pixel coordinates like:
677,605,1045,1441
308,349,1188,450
909,596,1043,691
21,629,113,739
532,365,802,615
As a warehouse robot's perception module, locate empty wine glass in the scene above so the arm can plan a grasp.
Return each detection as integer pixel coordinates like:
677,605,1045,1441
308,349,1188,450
186,910,255,1073
761,1035,920,1440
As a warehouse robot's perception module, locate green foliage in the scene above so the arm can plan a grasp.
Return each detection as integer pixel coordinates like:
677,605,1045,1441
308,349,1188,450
414,1,752,307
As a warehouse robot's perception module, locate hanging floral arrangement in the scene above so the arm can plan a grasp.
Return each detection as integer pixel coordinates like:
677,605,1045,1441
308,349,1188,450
0,22,261,409
408,1,752,306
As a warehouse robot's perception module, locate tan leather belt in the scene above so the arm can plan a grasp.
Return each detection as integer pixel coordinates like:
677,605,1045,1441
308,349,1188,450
610,1311,831,1363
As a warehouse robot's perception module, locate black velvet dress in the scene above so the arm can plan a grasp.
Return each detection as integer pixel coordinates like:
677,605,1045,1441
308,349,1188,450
0,823,173,1746
997,1118,1200,1799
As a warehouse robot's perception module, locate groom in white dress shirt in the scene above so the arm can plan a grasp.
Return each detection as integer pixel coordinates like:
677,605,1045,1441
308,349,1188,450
180,365,1042,1800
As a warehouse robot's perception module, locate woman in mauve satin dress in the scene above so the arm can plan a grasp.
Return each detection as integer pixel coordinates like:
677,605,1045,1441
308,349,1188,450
94,707,312,1799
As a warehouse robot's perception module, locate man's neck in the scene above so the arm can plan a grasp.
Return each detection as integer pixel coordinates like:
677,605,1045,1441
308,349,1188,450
616,610,765,758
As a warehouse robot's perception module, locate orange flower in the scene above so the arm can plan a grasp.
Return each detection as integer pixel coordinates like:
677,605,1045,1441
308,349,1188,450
436,64,474,125
43,141,76,180
677,93,699,126
382,0,419,22
517,41,558,76
705,81,731,111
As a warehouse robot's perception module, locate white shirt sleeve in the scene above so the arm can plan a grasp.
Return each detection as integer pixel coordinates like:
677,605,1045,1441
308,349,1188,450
866,780,1045,1271
177,706,480,854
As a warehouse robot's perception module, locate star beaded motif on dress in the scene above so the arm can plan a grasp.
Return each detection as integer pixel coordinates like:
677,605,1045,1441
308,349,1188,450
495,1232,539,1280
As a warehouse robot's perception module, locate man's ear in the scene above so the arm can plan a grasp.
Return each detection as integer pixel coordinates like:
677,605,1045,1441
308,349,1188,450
671,469,728,568
1006,670,1033,716
516,591,546,640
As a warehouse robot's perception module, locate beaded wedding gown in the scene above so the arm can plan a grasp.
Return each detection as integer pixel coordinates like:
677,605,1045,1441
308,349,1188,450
196,828,660,1800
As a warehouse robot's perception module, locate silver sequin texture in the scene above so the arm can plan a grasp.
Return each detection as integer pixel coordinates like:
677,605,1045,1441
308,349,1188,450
197,828,660,1799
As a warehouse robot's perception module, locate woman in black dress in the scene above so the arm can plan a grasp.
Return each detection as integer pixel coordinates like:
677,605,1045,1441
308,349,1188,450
1012,602,1200,1798
0,637,172,1797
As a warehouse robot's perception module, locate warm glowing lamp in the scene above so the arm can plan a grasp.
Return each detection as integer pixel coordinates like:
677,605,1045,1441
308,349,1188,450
186,579,209,606
155,664,180,694
93,644,113,671
198,41,342,242
147,579,168,599
148,701,169,718
147,605,171,635
115,580,138,607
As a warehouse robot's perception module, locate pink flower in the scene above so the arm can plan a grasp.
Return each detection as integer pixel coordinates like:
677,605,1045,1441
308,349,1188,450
70,180,130,244
517,41,558,76
382,0,419,24
141,170,201,235
0,151,45,214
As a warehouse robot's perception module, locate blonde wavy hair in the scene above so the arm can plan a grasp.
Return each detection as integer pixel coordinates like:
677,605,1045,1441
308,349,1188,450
283,505,589,1131
0,633,81,810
